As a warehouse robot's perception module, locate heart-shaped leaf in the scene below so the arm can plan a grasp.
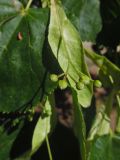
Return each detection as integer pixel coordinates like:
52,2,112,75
0,0,56,112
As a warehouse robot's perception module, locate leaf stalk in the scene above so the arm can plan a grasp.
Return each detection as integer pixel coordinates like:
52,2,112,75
46,135,53,160
25,0,33,10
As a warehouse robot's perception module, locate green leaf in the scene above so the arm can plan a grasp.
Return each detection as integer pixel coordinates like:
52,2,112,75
116,95,120,133
48,0,93,107
62,0,84,16
116,117,120,133
78,0,102,41
88,90,115,141
0,0,22,23
41,0,50,8
32,95,56,154
88,105,110,141
72,89,87,160
0,122,23,160
85,49,120,89
87,90,120,159
0,1,56,112
62,0,102,41
87,90,117,160
88,134,120,160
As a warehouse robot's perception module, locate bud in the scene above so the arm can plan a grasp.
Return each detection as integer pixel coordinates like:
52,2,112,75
76,82,85,90
81,75,90,85
50,74,58,82
58,80,68,90
94,80,102,88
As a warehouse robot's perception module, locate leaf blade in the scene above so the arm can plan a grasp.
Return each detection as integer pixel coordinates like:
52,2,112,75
48,0,93,107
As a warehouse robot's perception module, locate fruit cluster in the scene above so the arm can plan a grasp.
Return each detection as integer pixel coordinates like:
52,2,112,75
76,75,102,90
50,73,102,90
50,74,68,90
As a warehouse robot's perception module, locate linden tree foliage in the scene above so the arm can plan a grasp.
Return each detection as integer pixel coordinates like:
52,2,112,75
48,0,93,108
0,0,120,160
62,0,102,41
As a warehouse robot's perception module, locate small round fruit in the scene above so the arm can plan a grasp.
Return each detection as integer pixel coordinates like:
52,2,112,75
76,82,85,90
81,75,90,85
58,80,68,90
50,74,58,82
94,80,102,88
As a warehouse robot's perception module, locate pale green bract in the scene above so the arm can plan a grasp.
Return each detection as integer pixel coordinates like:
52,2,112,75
48,0,93,108
72,89,87,160
32,97,55,154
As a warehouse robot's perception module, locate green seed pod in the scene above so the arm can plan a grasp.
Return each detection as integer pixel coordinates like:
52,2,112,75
58,80,68,90
81,75,90,85
76,82,85,90
50,74,58,82
94,80,102,88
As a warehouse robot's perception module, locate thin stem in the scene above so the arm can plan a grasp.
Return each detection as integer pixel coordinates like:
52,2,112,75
46,135,53,160
58,73,65,78
116,95,120,108
25,0,33,10
116,94,120,132
105,90,115,116
108,75,114,84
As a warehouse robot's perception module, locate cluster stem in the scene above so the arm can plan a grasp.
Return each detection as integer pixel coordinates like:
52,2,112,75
25,0,33,10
